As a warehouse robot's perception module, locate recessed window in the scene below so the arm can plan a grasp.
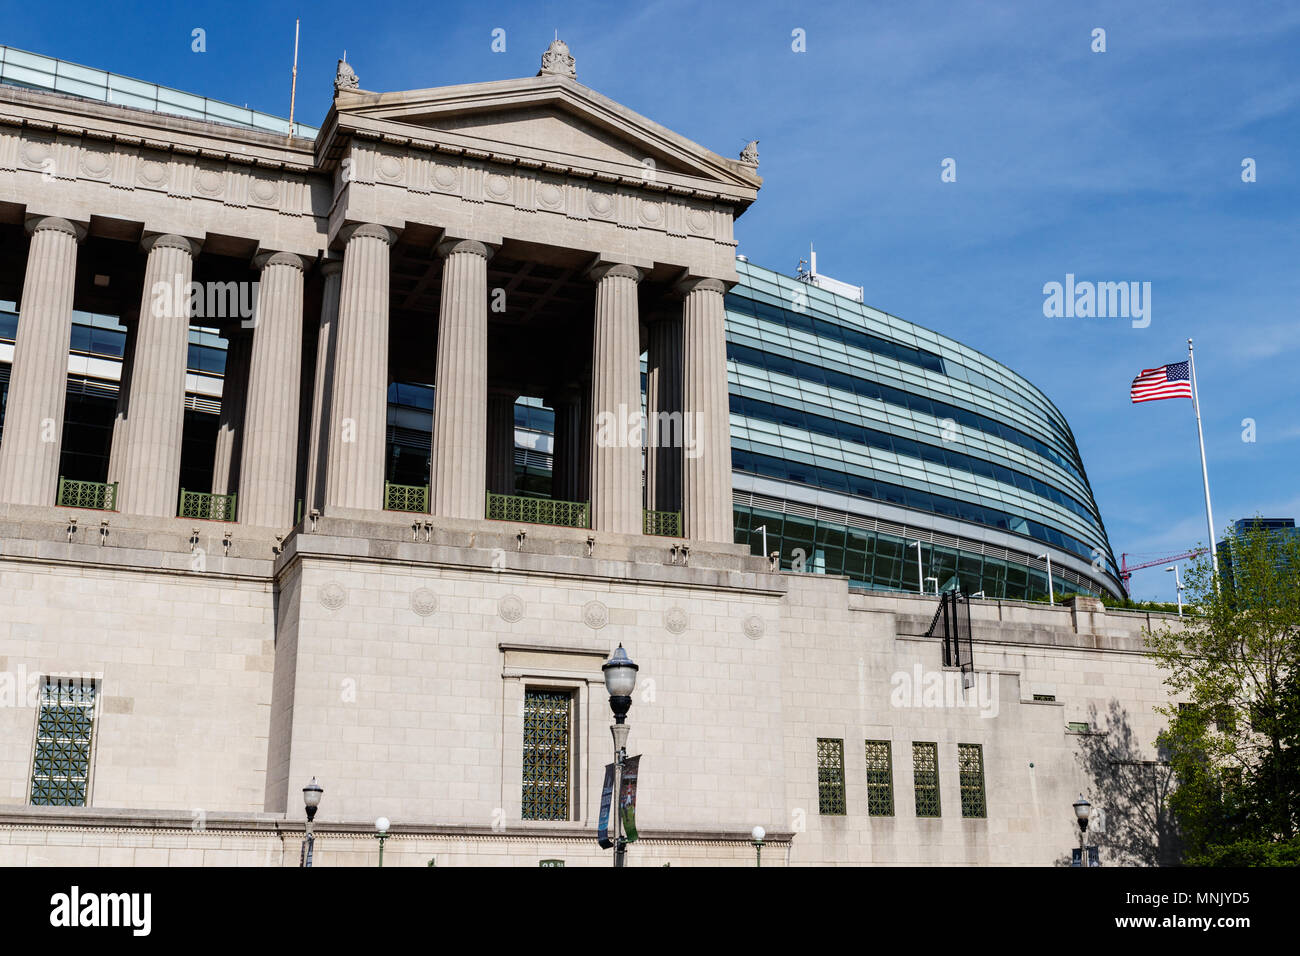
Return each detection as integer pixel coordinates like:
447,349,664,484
1032,693,1056,702
864,740,895,816
958,743,987,818
30,677,97,806
522,689,573,821
912,742,941,817
1067,721,1090,733
817,738,846,815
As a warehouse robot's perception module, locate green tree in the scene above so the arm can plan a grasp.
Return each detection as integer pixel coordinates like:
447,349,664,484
1146,519,1300,863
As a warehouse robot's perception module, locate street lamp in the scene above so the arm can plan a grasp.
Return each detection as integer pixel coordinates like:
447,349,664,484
1037,554,1055,606
909,541,924,594
603,643,639,869
1073,794,1092,867
751,825,766,867
1165,566,1184,617
301,778,323,868
375,816,390,867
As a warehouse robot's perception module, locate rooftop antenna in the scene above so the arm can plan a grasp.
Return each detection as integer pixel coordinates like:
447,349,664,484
287,18,300,143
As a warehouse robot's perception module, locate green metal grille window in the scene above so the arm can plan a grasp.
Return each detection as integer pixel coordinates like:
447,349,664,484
55,476,117,511
384,481,429,514
958,743,987,818
864,740,895,816
178,489,237,521
643,509,682,537
817,738,846,815
522,690,572,821
913,742,941,817
29,678,97,806
487,492,589,529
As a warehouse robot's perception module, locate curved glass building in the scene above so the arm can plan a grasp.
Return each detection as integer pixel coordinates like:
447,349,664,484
726,259,1122,599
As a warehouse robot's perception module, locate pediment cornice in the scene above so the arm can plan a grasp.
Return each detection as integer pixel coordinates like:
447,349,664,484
315,74,760,209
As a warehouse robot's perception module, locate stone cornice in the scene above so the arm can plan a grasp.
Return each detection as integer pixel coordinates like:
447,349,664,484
0,807,793,845
0,83,317,172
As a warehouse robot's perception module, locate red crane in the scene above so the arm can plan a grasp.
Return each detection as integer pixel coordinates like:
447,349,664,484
1120,548,1207,595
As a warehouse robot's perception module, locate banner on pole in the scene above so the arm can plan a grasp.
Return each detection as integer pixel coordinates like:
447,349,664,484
620,755,641,843
597,763,615,849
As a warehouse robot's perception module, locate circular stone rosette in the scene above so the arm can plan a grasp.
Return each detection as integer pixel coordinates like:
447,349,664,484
410,588,438,618
498,594,525,623
582,600,609,630
743,615,766,640
318,582,347,610
664,606,688,635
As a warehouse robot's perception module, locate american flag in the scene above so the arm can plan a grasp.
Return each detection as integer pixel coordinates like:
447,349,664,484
1131,361,1193,403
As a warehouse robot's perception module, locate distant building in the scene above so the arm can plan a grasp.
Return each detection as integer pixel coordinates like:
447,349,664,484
1217,518,1299,589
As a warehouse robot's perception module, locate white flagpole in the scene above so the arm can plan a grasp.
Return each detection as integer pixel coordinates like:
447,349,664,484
1187,338,1218,572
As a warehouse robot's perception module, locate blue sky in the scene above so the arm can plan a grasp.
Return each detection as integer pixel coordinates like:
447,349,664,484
6,0,1297,600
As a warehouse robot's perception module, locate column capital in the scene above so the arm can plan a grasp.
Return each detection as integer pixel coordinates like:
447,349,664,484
141,233,202,257
339,222,397,245
587,262,644,284
673,276,728,298
319,258,345,277
436,237,497,261
253,250,307,272
24,216,86,242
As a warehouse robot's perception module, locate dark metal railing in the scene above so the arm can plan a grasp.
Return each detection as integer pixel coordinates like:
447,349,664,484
178,489,237,522
384,481,429,514
486,493,590,529
643,509,682,537
56,476,118,511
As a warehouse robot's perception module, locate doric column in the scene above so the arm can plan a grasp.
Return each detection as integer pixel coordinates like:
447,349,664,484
429,238,494,519
548,390,583,502
236,252,305,527
106,314,138,490
486,390,517,496
115,233,200,517
679,277,733,542
323,224,394,511
211,328,252,496
0,217,84,506
645,311,684,514
304,259,343,513
587,262,643,534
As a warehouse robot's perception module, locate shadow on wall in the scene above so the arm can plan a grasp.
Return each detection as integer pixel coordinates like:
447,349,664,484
1052,700,1183,867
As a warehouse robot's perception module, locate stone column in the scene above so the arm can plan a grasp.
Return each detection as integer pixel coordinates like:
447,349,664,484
211,328,252,496
645,311,684,514
237,252,305,527
679,277,733,543
549,391,583,502
323,224,394,512
429,238,493,520
486,390,517,496
0,217,84,506
587,263,643,534
106,314,137,490
304,260,343,513
116,234,200,517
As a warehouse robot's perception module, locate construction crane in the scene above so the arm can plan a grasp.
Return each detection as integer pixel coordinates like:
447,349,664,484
1119,548,1207,595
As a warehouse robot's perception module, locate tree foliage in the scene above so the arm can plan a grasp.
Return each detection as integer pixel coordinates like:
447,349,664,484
1146,520,1300,863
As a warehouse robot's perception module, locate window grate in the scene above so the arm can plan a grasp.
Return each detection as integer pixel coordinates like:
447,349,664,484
958,743,987,818
817,738,846,815
864,740,895,816
522,690,571,821
913,742,941,817
30,677,96,806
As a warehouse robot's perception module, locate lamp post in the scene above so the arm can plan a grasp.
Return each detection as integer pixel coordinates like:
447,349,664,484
1037,554,1054,605
909,541,924,594
375,816,390,867
1165,565,1184,617
301,778,322,868
751,825,765,867
603,643,639,869
1073,794,1092,867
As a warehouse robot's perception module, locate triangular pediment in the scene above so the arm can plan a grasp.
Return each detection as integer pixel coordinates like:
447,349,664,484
319,74,760,203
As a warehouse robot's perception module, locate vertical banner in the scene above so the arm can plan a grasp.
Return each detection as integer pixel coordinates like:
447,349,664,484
597,762,615,849
620,755,641,843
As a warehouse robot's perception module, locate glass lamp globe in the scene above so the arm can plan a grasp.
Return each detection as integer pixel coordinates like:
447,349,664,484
602,644,639,697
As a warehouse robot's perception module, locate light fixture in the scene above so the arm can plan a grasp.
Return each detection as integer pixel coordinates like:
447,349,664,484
602,643,639,723
1073,794,1091,832
303,778,323,822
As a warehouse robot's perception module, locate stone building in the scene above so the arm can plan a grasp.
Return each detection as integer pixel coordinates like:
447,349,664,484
0,40,1178,866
